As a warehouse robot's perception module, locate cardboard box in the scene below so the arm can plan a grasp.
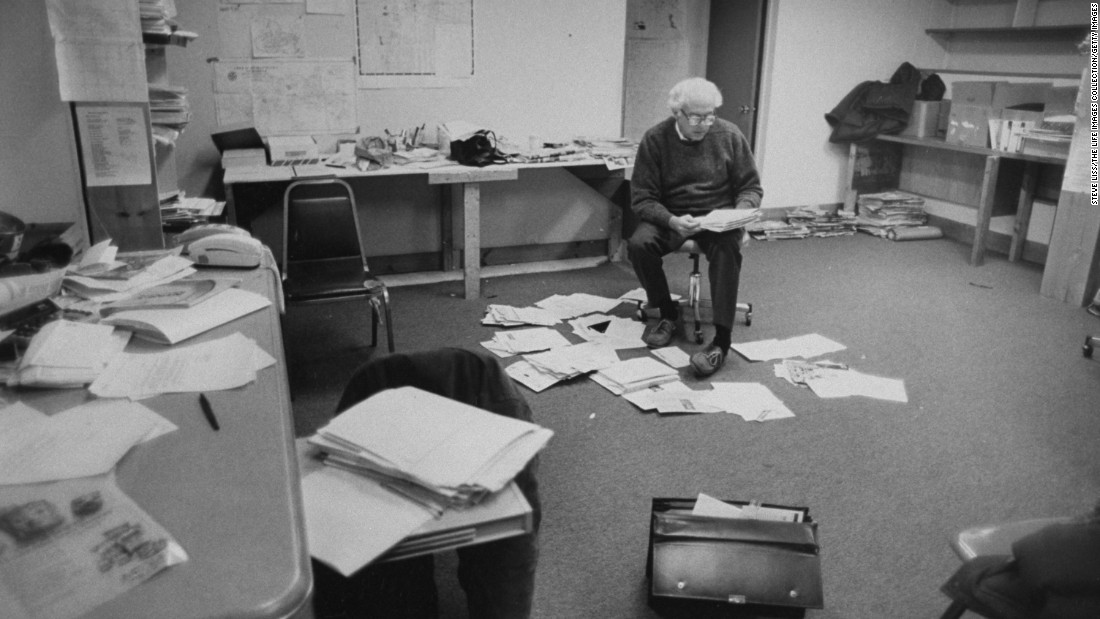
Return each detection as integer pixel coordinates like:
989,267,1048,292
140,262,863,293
902,101,943,138
1044,86,1078,117
266,135,320,166
946,104,991,148
951,81,996,106
992,82,1051,112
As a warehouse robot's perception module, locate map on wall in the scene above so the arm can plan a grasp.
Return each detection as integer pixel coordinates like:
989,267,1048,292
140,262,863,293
211,59,357,135
356,0,473,87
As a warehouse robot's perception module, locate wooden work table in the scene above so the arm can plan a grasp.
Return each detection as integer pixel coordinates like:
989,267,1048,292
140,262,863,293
850,134,1068,267
222,157,632,300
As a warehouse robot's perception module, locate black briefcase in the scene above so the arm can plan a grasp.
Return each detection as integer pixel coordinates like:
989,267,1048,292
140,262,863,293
646,498,823,611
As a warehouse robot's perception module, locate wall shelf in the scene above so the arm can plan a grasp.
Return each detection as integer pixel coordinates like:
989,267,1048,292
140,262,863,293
926,24,1088,37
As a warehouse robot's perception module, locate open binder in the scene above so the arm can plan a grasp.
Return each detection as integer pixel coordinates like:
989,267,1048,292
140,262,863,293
646,497,823,611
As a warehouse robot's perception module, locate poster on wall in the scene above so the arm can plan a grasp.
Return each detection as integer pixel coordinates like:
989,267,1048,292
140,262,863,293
356,0,474,88
73,105,153,187
211,59,357,135
44,0,147,102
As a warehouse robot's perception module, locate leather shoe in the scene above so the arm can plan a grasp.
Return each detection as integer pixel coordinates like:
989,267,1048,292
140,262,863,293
690,344,726,377
643,318,676,348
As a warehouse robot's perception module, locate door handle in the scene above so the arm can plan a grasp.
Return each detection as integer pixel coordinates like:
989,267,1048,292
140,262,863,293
739,105,756,114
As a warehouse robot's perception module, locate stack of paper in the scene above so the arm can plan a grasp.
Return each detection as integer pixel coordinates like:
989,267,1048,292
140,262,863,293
7,321,131,388
534,293,624,320
590,357,679,395
786,206,857,237
482,304,559,327
697,208,761,232
505,341,621,392
621,380,795,421
101,288,271,345
308,387,554,513
63,242,196,304
480,327,571,357
746,219,812,241
855,191,928,238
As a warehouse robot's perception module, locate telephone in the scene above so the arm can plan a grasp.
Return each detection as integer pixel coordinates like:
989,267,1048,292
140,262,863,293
178,224,264,268
176,223,251,246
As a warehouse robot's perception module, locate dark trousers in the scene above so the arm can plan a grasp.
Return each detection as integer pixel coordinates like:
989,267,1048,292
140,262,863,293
627,221,743,331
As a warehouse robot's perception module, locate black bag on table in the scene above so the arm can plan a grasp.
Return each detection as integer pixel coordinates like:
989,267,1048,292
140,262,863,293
646,497,823,612
450,130,507,167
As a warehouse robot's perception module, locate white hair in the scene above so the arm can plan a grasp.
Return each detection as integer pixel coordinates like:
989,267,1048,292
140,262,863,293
667,77,723,113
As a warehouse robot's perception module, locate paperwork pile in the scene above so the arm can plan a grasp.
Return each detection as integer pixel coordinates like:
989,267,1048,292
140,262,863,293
481,326,571,357
590,357,679,395
855,191,928,238
534,293,624,320
7,321,130,388
697,208,761,232
786,206,857,237
505,341,621,392
307,386,554,513
482,304,559,327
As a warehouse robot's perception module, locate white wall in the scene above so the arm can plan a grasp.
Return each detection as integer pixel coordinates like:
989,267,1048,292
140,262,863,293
755,0,949,209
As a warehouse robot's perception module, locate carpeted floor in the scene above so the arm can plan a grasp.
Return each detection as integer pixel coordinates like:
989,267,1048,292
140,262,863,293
281,232,1100,619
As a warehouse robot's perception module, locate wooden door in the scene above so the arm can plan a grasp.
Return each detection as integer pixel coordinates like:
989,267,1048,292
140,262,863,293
705,0,767,147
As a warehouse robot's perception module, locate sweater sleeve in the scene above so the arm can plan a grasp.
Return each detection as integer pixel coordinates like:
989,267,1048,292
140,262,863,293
729,131,763,210
630,130,674,227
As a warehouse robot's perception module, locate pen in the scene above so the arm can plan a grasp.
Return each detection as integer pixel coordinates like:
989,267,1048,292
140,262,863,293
199,393,220,431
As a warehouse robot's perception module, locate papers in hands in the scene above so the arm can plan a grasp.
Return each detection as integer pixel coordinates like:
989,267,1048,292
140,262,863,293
696,208,761,232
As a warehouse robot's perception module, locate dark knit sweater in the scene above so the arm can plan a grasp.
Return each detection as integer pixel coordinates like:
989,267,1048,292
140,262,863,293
631,116,763,227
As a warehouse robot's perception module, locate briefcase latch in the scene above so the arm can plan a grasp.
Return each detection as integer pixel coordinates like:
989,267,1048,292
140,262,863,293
728,594,746,604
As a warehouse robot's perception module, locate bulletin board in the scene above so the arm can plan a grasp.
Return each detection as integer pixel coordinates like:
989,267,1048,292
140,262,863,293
200,0,625,141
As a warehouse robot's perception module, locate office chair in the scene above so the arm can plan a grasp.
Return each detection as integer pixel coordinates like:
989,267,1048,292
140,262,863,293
1084,335,1099,358
636,239,754,344
281,178,394,353
939,517,1072,619
311,347,540,619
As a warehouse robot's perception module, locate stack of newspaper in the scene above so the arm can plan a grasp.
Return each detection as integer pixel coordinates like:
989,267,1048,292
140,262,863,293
786,206,857,237
855,191,928,237
308,386,554,514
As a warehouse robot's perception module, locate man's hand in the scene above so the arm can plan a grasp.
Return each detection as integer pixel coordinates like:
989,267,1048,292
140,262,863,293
670,214,702,237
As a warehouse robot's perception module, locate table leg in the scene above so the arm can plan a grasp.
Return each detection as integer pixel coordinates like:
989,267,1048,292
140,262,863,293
1009,161,1038,262
462,182,481,299
225,182,238,226
971,155,1001,266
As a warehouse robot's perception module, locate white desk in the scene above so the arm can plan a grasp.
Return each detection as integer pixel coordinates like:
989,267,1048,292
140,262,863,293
14,267,311,619
223,158,631,299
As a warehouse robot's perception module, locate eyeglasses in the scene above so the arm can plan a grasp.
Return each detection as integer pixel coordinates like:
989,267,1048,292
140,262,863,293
679,111,717,127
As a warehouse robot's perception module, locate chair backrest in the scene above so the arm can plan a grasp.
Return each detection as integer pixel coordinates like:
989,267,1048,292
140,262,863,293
281,178,367,270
